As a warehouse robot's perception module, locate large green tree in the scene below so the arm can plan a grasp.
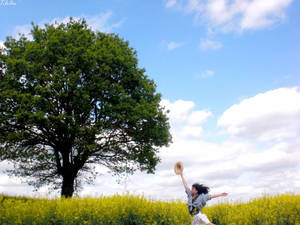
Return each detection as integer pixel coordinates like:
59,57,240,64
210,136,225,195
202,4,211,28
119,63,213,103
0,19,171,197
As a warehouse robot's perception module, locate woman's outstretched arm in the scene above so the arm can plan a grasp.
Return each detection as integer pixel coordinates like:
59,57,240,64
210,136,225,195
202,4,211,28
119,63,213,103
180,172,189,191
210,192,228,199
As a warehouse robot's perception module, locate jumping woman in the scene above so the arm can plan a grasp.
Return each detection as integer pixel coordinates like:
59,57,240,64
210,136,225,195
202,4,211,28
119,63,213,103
175,162,228,225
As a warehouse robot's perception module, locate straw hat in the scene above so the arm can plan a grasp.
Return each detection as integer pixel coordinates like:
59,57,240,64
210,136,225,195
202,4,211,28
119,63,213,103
174,161,184,175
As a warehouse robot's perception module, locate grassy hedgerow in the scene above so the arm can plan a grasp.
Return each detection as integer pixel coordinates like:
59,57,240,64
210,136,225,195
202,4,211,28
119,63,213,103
0,193,299,225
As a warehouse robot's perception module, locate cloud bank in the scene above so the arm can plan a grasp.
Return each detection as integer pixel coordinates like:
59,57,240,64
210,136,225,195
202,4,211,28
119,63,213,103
218,87,300,141
166,0,294,32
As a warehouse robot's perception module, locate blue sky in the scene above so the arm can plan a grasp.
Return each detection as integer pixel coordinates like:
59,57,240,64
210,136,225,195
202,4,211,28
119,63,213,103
1,0,300,202
1,0,299,109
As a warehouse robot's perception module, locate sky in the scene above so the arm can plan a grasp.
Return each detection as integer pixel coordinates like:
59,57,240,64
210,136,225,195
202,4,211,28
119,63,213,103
0,0,300,203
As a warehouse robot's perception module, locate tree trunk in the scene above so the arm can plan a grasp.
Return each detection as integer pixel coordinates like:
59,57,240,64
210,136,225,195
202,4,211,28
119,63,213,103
61,174,75,198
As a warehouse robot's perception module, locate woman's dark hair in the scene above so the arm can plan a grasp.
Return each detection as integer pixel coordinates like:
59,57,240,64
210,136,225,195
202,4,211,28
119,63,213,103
192,183,209,194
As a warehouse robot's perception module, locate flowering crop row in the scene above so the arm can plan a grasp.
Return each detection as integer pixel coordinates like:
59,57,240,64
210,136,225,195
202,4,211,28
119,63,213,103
0,193,299,224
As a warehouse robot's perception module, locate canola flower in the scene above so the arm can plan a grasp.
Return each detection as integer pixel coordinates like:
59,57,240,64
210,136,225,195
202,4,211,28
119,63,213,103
0,193,299,225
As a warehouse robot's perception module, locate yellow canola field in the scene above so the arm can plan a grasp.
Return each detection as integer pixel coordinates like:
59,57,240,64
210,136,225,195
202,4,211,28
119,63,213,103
0,193,299,225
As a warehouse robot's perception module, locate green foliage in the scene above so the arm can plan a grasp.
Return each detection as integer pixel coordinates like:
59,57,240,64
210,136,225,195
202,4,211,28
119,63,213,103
0,193,299,225
0,18,171,197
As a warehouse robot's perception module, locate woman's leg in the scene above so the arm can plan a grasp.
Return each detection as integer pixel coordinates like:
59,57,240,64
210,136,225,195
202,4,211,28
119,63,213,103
193,212,215,225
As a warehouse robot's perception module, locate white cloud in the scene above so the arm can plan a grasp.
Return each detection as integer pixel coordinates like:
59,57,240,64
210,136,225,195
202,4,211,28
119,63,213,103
12,24,33,39
218,87,300,141
180,125,204,138
197,70,215,78
166,0,177,8
0,40,5,49
240,0,292,30
199,39,222,51
167,0,294,32
0,40,6,56
83,12,125,33
161,99,195,124
167,41,185,50
161,99,212,139
187,110,212,124
11,12,124,40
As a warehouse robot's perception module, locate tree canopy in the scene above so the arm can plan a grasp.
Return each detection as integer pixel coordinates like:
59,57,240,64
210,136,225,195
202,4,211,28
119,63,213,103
0,19,171,197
